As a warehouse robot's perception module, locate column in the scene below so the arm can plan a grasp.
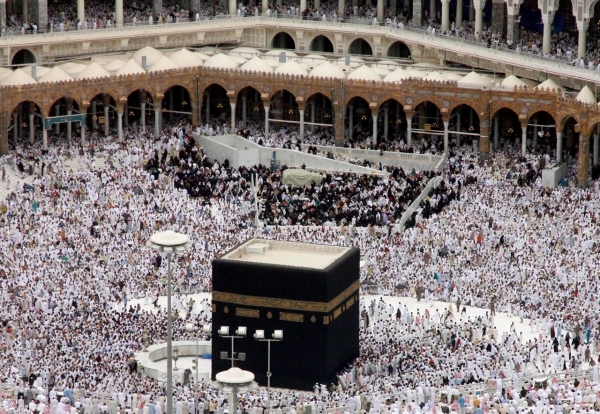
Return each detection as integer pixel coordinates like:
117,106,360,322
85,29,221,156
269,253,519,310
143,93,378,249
42,127,48,151
205,92,210,122
55,105,60,135
141,102,146,131
541,13,552,54
339,0,345,19
310,102,315,132
0,0,6,30
469,0,474,21
413,0,422,25
77,0,84,24
556,131,563,162
242,95,247,127
118,112,124,142
262,0,268,14
377,0,383,21
124,103,129,127
406,117,412,146
92,101,97,130
81,125,86,147
154,107,161,138
441,0,450,31
521,127,527,157
391,0,397,18
479,121,490,161
22,0,27,23
169,91,174,122
29,113,34,144
13,112,18,145
116,0,124,27
456,113,461,147
348,105,353,139
299,109,305,141
153,0,162,19
315,0,320,8
474,3,483,38
491,0,505,37
577,20,589,59
18,109,23,142
383,107,389,141
229,0,236,16
443,121,449,154
578,133,590,188
372,114,378,145
66,109,72,140
430,0,436,20
493,116,499,150
334,106,344,146
230,103,236,133
264,105,270,138
104,104,109,136
455,0,462,26
533,122,538,149
594,134,599,165
506,14,519,42
301,0,306,12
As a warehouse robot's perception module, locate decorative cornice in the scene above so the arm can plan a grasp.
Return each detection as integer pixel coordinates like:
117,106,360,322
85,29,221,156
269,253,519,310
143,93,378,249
212,280,359,313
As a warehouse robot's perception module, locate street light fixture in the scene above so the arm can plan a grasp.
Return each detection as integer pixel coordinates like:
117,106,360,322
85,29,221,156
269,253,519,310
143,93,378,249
254,329,283,410
173,347,179,371
146,230,192,414
218,326,247,368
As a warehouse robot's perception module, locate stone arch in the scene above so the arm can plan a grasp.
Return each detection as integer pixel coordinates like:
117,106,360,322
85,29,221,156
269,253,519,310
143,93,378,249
491,107,522,148
269,89,300,123
271,32,296,50
236,86,265,127
559,114,579,132
411,100,444,149
526,110,557,154
202,83,230,124
450,104,480,148
346,96,372,142
11,49,37,67
163,85,193,121
348,38,373,56
376,98,406,142
387,41,411,59
8,100,43,145
86,93,118,134
305,92,335,127
309,35,334,53
46,96,81,118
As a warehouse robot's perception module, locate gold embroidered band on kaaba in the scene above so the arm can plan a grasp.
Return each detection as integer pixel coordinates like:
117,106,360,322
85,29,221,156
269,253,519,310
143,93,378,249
212,280,360,313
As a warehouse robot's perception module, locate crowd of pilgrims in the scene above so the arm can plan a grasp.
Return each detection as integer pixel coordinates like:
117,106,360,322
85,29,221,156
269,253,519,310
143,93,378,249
1,117,600,414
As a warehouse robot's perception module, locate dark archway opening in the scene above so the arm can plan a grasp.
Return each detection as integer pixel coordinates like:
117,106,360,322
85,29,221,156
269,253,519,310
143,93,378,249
450,104,480,149
412,101,443,152
272,32,296,50
348,38,373,56
163,86,193,124
387,41,411,59
310,35,334,53
492,108,522,151
236,87,265,130
12,49,36,67
203,84,231,129
346,96,372,144
376,99,407,145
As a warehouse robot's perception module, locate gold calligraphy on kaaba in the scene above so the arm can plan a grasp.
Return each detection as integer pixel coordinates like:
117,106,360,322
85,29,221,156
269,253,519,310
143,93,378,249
280,312,304,323
235,307,260,318
212,280,359,313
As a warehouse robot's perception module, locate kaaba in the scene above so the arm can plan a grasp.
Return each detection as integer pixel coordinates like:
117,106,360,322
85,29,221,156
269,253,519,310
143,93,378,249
211,239,360,390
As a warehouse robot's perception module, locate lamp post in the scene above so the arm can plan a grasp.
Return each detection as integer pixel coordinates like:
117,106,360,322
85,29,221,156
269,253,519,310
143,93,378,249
142,329,149,352
218,326,247,367
173,347,179,371
185,323,211,413
147,230,192,414
254,330,283,410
